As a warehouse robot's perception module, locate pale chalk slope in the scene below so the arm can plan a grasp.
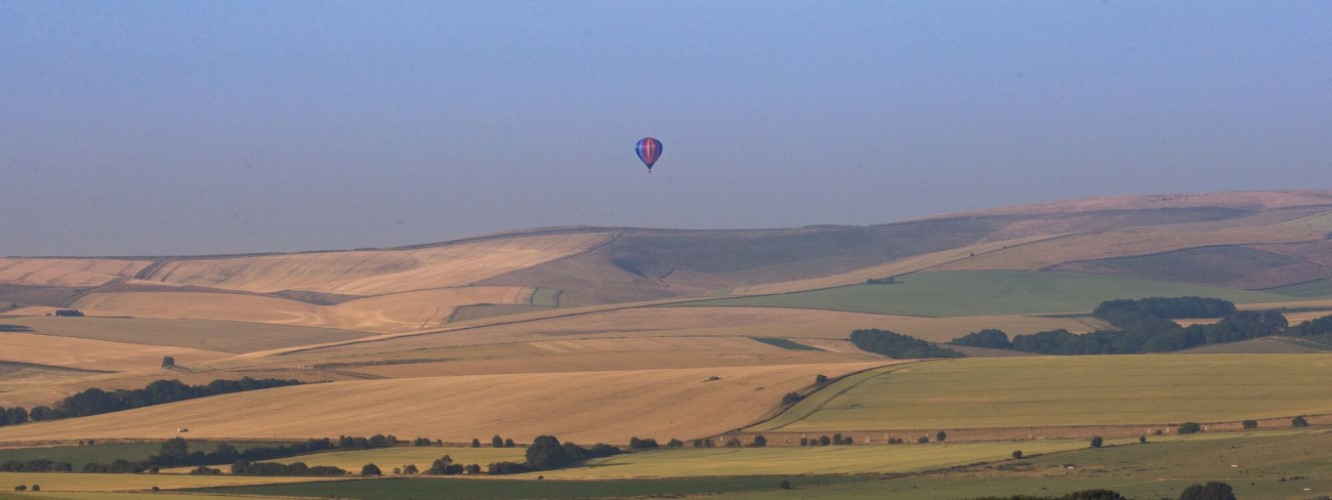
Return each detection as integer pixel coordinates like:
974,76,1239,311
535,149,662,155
140,233,610,295
72,286,531,333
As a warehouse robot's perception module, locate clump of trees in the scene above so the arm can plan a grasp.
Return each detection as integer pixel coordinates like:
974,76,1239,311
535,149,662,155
1178,481,1235,500
1177,422,1202,434
1292,416,1309,427
231,460,347,477
850,329,963,359
485,435,623,475
0,460,73,472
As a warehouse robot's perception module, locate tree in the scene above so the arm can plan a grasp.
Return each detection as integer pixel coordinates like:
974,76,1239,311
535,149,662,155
1090,436,1103,448
161,356,175,368
917,436,929,444
936,431,947,442
1139,436,1147,444
361,463,381,476
1293,416,1309,428
465,464,482,474
504,438,515,448
628,437,659,450
159,437,190,463
13,485,26,492
402,464,418,474
779,479,792,490
1178,481,1236,500
818,435,831,446
471,438,481,448
491,435,504,448
666,438,684,449
815,374,829,384
526,436,573,470
1177,422,1202,434
1242,419,1257,430
751,435,767,447
1012,450,1023,459
799,437,809,446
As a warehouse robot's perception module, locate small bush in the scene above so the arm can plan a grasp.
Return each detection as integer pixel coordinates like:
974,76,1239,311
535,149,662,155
1177,422,1202,434
799,437,808,446
1139,436,1147,444
470,438,481,448
1178,481,1235,500
917,436,929,444
402,464,418,474
1242,419,1258,430
1012,450,1023,458
751,435,767,447
361,463,381,476
666,438,684,449
936,431,947,442
1090,436,1103,448
13,485,26,492
1293,416,1309,428
779,479,792,490
815,374,829,384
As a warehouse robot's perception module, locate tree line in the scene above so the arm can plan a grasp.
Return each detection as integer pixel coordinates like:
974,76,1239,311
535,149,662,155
0,377,301,428
850,329,963,359
950,297,1298,355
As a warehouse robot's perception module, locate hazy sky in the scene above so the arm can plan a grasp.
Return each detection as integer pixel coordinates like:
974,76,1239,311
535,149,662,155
3,1,1329,256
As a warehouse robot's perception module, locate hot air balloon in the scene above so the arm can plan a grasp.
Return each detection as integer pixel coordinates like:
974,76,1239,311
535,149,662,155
635,137,662,173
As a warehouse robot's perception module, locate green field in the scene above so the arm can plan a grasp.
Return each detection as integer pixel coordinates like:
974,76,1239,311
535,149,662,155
529,287,562,307
259,446,525,472
751,354,1332,432
533,440,1089,479
749,337,820,351
1267,278,1332,298
684,270,1307,317
0,441,285,469
0,471,331,492
714,430,1332,500
196,475,867,500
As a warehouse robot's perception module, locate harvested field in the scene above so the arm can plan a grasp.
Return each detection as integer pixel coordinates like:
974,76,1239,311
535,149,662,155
0,363,881,444
0,316,367,353
750,354,1332,432
0,332,230,373
71,286,532,333
0,258,150,288
140,233,610,295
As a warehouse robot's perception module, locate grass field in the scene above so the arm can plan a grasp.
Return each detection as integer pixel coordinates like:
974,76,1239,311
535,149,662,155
0,363,880,444
195,475,867,500
0,331,230,373
259,446,525,472
688,270,1309,317
750,354,1332,432
0,471,335,492
715,430,1332,500
0,441,286,469
533,440,1089,479
529,287,561,307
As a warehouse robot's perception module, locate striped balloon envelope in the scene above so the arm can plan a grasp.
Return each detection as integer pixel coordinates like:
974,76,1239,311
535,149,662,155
635,137,663,173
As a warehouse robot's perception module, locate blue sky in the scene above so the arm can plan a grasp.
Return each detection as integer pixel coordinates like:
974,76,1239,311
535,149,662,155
2,1,1329,255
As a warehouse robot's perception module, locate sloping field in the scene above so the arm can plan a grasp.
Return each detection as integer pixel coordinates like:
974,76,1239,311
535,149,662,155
917,190,1332,220
750,354,1332,433
298,306,1103,364
689,271,1300,318
268,337,878,380
0,363,881,444
0,316,367,353
938,210,1332,272
71,286,531,333
140,233,610,295
0,258,150,288
0,332,230,373
1054,245,1332,289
